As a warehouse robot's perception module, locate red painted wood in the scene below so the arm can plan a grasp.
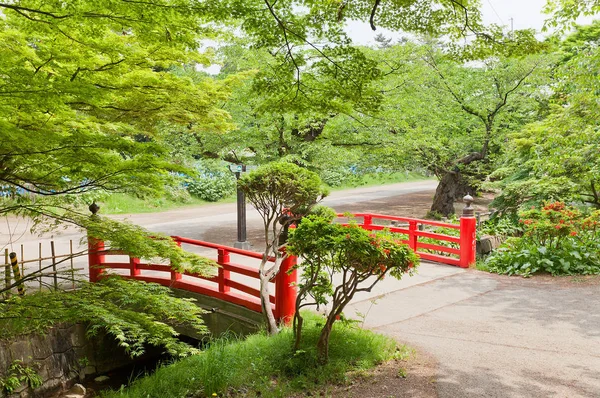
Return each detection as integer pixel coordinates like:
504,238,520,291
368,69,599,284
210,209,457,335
417,242,460,255
418,252,461,266
225,279,261,299
87,236,105,282
275,255,297,324
221,262,261,279
413,230,461,244
460,217,477,268
338,213,461,229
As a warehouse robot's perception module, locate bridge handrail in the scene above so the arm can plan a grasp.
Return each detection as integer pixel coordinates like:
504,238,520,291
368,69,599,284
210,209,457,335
335,212,475,268
88,210,476,323
338,212,461,230
88,236,296,323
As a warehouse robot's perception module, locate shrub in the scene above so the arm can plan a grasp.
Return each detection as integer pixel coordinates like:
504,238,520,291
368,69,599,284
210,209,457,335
319,168,355,187
287,212,418,362
186,161,236,202
484,202,600,276
238,162,329,335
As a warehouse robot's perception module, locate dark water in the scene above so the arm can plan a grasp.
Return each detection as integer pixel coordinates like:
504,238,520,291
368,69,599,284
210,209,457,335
83,335,204,397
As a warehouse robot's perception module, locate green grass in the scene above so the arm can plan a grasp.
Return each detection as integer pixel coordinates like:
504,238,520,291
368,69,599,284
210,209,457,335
329,171,431,191
101,313,404,398
100,193,236,214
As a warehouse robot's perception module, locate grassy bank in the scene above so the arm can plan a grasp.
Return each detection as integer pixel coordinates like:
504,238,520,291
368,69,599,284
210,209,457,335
329,171,430,191
100,172,431,215
99,193,235,214
102,314,406,398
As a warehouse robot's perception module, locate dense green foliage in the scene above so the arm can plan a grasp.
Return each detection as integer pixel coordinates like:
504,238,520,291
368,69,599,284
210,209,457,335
186,161,237,202
101,313,403,398
0,361,43,396
0,278,207,357
492,31,600,212
484,203,600,276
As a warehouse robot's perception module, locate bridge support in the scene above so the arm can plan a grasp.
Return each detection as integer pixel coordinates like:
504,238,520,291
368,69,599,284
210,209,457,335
275,254,297,325
459,195,477,268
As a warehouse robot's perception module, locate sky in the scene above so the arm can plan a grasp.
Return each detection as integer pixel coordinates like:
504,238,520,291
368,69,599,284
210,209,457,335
345,0,596,45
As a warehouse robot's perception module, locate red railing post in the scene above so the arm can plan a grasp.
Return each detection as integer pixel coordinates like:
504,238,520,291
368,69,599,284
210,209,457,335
363,214,372,229
275,253,297,325
459,195,477,268
130,257,141,277
88,236,105,282
171,238,182,282
217,249,230,294
408,221,418,252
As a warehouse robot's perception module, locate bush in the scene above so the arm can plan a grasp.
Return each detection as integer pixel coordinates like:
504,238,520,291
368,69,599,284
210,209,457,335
186,161,236,202
319,168,355,187
484,202,600,276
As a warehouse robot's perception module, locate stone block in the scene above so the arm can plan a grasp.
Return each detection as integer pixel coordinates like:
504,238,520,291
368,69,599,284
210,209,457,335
28,334,53,360
9,340,33,363
477,235,505,256
49,328,73,354
0,342,12,374
70,324,89,348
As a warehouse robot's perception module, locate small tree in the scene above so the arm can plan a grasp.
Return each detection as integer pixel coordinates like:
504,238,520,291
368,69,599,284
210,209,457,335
238,162,328,335
287,213,419,362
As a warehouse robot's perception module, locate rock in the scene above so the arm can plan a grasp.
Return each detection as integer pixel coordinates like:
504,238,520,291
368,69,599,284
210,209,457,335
477,235,505,256
68,383,86,395
94,375,110,383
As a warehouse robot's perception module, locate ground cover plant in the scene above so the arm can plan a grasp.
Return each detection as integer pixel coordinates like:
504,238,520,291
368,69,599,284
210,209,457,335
484,202,600,276
101,312,405,398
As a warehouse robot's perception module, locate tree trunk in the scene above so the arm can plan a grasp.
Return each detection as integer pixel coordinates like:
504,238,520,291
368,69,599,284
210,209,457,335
293,312,303,351
453,174,475,200
260,271,278,335
430,171,461,217
317,319,333,363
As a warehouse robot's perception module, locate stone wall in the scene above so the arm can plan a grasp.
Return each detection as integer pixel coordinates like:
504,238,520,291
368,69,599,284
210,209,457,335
0,324,137,398
0,294,264,397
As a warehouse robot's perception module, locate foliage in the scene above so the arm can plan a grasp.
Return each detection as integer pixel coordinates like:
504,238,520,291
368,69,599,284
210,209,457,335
287,213,418,362
477,216,523,239
484,203,600,276
186,161,236,202
491,32,600,213
0,277,208,357
0,360,43,396
238,162,328,334
544,0,600,31
101,312,401,398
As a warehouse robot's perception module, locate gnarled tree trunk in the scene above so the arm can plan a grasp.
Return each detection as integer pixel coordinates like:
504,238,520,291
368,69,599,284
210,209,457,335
430,171,461,217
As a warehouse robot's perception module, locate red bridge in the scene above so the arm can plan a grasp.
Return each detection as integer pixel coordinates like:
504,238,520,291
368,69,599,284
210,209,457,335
88,212,476,323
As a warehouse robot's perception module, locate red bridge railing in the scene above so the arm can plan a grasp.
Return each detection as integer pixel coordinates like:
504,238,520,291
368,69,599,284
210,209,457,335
88,236,297,323
335,213,476,268
88,211,476,321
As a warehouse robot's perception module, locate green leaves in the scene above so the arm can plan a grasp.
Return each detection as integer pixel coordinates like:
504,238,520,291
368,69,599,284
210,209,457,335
0,277,208,356
239,161,328,223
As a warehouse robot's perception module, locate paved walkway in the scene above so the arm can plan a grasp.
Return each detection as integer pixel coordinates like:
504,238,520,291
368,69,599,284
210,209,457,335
346,263,600,398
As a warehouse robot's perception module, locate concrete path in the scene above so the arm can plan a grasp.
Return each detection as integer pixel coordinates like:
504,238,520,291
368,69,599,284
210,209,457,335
345,263,600,398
